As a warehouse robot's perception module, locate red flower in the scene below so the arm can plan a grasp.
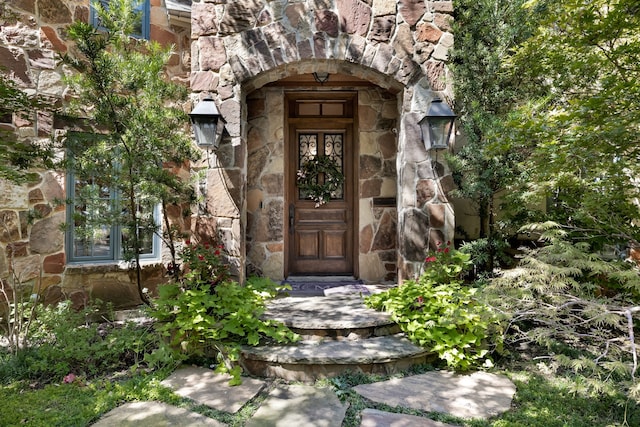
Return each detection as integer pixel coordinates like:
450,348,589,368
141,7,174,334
204,243,210,249
214,249,221,256
185,239,191,245
444,247,450,253
198,254,204,260
447,240,451,246
436,241,442,247
425,256,437,262
416,296,424,304
437,248,443,253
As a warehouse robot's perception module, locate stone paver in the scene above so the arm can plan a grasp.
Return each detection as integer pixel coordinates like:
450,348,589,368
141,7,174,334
91,401,225,427
160,366,266,413
353,371,516,420
244,334,428,364
360,409,457,427
264,295,393,329
245,385,348,427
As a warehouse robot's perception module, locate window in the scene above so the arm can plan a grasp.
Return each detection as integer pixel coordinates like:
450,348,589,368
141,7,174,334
90,0,151,40
65,133,160,263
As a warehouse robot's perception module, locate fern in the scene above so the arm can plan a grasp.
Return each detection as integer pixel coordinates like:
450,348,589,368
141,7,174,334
483,223,640,402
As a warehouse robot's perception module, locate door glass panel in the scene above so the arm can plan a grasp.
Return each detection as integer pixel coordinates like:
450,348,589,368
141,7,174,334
324,133,344,199
297,132,344,201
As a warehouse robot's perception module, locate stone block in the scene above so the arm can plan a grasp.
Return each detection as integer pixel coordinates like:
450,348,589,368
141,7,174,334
371,43,394,74
416,23,442,43
285,3,306,28
359,252,387,281
373,0,398,17
220,2,257,35
38,0,72,24
43,252,64,274
399,0,427,26
434,12,454,32
0,182,28,209
190,70,218,91
4,20,39,48
416,178,436,205
369,15,395,43
360,155,382,179
40,26,67,53
315,10,339,37
378,131,397,158
0,211,20,243
12,255,41,282
261,173,283,195
27,49,55,70
372,211,396,251
7,241,29,258
313,32,327,58
360,223,373,253
262,252,283,280
191,3,218,37
29,212,64,254
0,46,31,86
361,178,383,198
199,36,227,71
354,371,516,420
338,0,372,36
346,34,366,63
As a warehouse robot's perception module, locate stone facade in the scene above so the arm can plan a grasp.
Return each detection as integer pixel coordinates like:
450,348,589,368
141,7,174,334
191,0,456,282
0,0,457,305
0,0,193,307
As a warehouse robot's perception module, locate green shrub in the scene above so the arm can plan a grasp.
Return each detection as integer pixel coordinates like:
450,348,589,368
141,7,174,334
366,242,501,370
149,243,298,384
0,301,160,384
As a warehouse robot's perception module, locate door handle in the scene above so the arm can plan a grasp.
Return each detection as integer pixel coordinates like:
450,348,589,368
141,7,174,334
289,204,295,233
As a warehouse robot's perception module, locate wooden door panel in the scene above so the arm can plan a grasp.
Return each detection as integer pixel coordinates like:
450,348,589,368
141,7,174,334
324,230,347,258
286,94,356,277
296,231,319,258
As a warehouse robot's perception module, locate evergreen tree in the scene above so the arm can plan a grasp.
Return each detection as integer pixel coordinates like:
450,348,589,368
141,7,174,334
449,0,539,272
60,0,199,302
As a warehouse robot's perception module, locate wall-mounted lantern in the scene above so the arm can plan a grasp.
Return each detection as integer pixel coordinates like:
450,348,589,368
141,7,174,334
189,96,226,149
419,97,456,151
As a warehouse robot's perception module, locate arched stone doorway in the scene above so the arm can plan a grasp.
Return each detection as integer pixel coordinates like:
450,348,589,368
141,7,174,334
190,1,456,283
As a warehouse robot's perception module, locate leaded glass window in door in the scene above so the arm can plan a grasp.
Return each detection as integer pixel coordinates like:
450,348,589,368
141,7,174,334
298,132,344,201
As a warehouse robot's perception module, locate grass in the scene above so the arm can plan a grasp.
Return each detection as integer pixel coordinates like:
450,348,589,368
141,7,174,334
1,343,638,427
1,358,638,426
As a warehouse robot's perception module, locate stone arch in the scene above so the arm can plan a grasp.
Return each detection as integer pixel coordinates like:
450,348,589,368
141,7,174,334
190,0,456,282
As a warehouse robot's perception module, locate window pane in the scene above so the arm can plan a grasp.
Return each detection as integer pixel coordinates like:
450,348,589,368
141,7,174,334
91,0,149,40
71,177,114,259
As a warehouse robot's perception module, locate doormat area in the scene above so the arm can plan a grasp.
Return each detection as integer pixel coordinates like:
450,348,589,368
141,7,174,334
279,279,370,297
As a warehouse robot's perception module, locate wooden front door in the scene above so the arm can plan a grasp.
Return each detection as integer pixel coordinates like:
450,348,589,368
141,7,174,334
286,93,356,276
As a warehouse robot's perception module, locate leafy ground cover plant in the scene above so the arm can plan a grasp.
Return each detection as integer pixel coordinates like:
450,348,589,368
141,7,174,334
149,241,298,384
0,300,160,384
483,222,640,403
366,242,501,370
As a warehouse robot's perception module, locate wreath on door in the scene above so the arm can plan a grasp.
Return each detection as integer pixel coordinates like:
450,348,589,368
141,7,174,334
296,155,344,207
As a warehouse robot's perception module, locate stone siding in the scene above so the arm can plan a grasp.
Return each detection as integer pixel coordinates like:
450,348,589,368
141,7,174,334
0,0,193,307
191,0,456,281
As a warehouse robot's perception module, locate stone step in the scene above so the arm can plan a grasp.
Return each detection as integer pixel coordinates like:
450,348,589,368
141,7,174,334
241,334,434,382
263,294,400,340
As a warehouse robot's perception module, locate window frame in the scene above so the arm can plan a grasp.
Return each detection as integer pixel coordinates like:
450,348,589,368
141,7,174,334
65,134,161,264
90,0,151,40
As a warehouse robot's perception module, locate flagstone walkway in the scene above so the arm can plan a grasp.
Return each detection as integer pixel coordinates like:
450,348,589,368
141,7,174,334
93,366,517,426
